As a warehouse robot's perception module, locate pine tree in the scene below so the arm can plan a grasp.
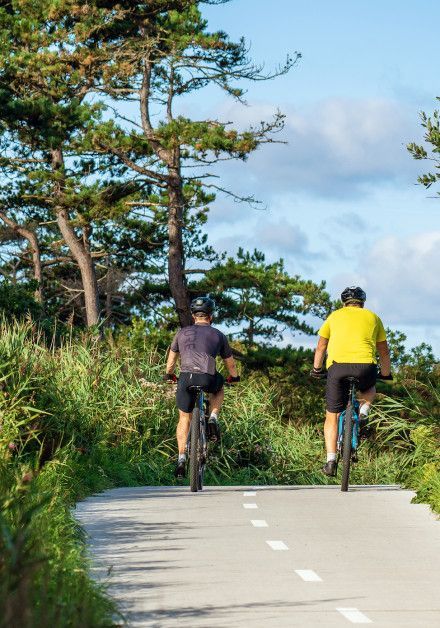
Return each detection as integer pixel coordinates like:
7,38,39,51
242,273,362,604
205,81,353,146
79,1,298,325
408,97,440,195
195,248,332,346
0,1,173,325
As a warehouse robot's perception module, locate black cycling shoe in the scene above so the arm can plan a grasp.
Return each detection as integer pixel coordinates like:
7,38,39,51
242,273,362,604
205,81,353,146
359,417,372,440
321,460,337,477
174,460,186,479
207,417,220,442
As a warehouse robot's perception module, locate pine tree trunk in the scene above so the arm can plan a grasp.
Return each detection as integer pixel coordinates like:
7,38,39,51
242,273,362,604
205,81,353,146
0,212,43,304
27,230,43,304
167,168,191,327
51,148,100,327
139,60,191,327
105,255,112,325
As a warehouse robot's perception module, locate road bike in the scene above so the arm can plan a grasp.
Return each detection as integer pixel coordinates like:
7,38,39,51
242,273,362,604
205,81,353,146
187,385,210,492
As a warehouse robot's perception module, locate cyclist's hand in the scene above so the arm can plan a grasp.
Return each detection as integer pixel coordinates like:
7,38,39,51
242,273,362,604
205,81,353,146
310,367,326,379
378,372,393,381
163,373,177,384
226,375,241,385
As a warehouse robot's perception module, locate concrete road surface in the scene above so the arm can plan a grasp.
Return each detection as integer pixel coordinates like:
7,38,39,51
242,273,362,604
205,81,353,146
75,485,440,627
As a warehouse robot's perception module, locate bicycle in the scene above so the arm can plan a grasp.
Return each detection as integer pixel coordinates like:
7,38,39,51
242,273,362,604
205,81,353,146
312,369,391,492
337,376,361,492
312,373,361,492
187,385,210,492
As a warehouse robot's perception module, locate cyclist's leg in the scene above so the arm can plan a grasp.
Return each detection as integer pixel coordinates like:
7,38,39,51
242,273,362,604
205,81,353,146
202,373,224,441
324,411,338,453
357,364,378,416
177,411,191,454
207,372,225,417
176,373,197,454
325,364,349,453
209,388,224,416
358,386,375,415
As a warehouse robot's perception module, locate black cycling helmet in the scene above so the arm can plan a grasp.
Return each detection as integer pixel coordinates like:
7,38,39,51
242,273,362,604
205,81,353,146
190,296,215,316
341,286,366,304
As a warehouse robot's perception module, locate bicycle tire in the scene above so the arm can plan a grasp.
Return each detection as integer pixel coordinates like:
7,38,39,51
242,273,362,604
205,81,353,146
341,401,354,492
198,462,204,491
189,406,201,492
197,419,206,491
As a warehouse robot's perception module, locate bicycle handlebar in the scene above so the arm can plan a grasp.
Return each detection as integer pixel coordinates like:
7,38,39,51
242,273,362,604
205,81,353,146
309,368,393,382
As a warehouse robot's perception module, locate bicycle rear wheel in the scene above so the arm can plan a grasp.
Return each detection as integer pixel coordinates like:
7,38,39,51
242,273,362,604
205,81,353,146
189,406,201,492
197,419,207,491
341,401,354,492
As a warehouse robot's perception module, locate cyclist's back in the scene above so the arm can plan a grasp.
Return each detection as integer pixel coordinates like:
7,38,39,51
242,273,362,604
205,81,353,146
171,323,231,376
320,306,385,368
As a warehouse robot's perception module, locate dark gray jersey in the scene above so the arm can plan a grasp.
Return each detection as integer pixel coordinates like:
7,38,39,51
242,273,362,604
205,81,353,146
170,324,232,375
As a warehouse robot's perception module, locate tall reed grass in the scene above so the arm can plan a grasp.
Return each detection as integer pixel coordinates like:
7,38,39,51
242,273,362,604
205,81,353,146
0,321,438,625
370,381,440,512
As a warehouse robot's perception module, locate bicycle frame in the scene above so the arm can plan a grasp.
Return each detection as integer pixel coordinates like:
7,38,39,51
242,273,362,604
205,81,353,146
337,377,362,491
196,388,209,461
337,379,361,453
187,387,210,491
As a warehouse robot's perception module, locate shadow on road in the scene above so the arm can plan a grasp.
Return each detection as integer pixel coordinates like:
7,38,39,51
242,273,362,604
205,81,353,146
119,596,364,626
77,483,402,506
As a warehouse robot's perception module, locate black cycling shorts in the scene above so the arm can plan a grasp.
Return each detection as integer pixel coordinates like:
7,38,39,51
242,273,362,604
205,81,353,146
176,371,224,413
326,362,377,413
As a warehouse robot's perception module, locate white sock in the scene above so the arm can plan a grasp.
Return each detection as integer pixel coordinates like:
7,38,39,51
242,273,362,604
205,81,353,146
209,412,218,422
359,403,370,417
327,453,337,462
178,453,186,463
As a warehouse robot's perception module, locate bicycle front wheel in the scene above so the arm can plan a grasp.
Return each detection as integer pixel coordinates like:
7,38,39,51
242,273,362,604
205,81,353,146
189,407,201,492
341,401,354,492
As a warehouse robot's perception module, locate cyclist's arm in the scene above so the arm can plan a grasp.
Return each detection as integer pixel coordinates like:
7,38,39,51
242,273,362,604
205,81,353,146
313,336,328,369
223,356,238,377
166,350,179,375
376,340,391,376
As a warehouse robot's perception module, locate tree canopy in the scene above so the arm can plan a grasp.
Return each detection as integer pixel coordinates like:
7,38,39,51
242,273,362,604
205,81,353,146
0,0,332,361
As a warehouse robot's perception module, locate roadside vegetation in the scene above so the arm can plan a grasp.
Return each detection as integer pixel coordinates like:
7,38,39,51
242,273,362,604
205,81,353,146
0,321,438,626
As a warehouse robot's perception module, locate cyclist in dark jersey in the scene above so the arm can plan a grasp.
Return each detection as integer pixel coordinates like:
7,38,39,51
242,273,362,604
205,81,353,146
164,297,240,478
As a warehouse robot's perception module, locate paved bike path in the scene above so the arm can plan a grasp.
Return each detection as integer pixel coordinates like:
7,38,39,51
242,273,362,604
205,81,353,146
75,486,440,627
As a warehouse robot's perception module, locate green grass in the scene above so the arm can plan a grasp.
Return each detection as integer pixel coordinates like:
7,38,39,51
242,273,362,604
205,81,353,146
370,383,440,513
0,464,118,628
0,320,438,625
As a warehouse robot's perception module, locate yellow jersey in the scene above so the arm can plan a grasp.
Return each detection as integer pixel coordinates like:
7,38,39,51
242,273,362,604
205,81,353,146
318,307,386,369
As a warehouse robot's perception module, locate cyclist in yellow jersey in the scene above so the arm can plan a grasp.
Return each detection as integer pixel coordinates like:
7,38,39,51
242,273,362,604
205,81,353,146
311,286,392,476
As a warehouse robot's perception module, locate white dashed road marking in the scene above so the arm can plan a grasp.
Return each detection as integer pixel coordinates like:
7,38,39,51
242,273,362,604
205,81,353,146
294,569,322,582
251,520,268,527
336,608,372,624
243,503,258,509
266,540,288,551
243,491,256,496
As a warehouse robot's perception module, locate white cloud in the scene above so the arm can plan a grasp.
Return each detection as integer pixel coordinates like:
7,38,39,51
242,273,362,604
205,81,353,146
329,211,368,232
212,215,325,274
212,98,422,199
254,218,320,259
200,98,439,352
331,231,440,329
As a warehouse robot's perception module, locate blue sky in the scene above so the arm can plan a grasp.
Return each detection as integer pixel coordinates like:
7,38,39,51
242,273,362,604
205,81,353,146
185,0,440,353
